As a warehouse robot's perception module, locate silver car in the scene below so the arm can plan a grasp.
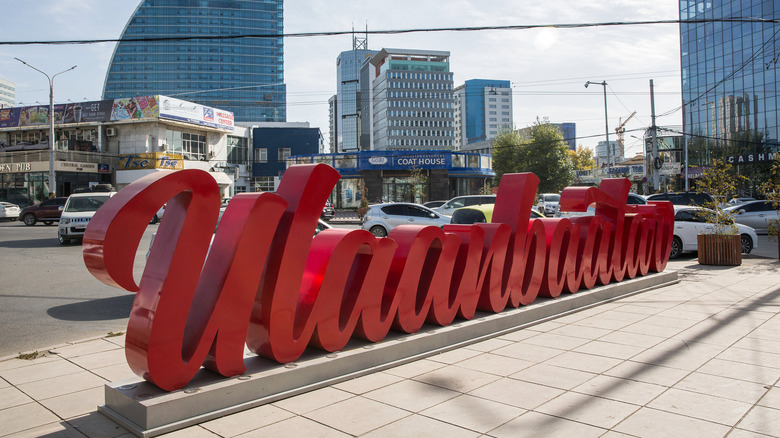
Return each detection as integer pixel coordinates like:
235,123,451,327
725,200,779,234
361,203,451,237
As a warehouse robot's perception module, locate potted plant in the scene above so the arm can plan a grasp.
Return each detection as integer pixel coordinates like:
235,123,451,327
695,159,747,266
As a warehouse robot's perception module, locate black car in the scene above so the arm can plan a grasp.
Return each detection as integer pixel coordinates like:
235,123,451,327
646,191,714,206
19,197,67,226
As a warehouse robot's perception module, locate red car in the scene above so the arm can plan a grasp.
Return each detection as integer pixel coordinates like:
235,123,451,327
20,197,67,226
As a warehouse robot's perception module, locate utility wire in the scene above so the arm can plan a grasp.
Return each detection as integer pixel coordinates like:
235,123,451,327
0,17,777,46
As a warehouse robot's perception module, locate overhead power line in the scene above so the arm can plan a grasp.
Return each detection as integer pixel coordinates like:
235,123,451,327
0,17,777,46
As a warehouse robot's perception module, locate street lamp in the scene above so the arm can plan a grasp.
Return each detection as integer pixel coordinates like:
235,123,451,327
584,81,611,173
14,58,77,197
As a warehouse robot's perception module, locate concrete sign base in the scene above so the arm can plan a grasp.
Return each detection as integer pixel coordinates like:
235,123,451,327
99,270,678,437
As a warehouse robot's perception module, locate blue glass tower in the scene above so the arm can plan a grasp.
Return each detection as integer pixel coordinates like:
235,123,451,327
336,48,377,152
461,79,512,145
680,0,779,166
103,0,286,123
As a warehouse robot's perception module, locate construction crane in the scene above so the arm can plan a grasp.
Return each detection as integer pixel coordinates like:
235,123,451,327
615,111,637,159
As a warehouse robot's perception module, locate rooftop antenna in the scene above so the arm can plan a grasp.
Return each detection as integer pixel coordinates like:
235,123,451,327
353,22,368,50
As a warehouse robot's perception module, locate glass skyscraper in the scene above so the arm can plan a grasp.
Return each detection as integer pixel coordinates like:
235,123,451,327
679,0,779,167
103,0,286,123
336,48,376,152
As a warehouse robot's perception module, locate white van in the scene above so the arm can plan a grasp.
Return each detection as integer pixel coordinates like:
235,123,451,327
57,192,116,245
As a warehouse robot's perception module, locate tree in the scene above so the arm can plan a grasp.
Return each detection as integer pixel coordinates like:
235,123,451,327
568,145,596,171
407,165,428,203
696,159,746,234
492,119,573,193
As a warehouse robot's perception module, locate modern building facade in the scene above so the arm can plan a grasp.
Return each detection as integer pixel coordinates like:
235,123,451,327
367,48,455,150
679,0,779,167
103,0,286,124
335,48,377,152
251,124,320,192
454,79,513,149
0,78,14,108
595,140,620,167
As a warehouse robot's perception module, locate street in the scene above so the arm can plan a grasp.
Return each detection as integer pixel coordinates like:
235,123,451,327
0,218,776,358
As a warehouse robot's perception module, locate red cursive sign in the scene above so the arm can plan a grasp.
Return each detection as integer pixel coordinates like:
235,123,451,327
83,164,673,391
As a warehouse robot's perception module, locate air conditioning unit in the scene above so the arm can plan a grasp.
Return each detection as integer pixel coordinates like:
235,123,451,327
105,127,117,137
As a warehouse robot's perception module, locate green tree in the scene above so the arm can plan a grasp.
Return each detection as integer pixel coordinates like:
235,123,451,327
568,145,596,171
492,119,573,193
696,159,747,234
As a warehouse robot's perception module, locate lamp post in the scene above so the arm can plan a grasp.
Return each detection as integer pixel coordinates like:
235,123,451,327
14,58,77,197
585,81,610,174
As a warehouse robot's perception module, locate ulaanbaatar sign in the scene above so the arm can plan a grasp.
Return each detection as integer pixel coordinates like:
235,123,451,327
82,164,673,391
118,152,184,170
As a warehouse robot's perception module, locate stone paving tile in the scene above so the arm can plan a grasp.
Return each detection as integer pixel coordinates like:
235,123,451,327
362,414,480,438
420,394,525,433
0,358,84,386
17,369,107,400
49,339,122,359
736,405,780,437
543,351,623,374
90,361,136,382
363,379,460,412
156,425,218,437
462,337,515,352
384,358,446,379
610,303,665,316
733,335,780,354
468,377,564,410
569,317,634,331
620,320,687,338
697,358,780,386
614,406,732,437
413,364,501,393
604,360,690,387
0,355,59,373
718,347,780,370
37,386,104,420
0,402,61,436
66,412,130,438
520,332,591,351
6,422,81,438
648,387,753,426
535,391,639,429
271,387,353,415
496,329,540,342
201,403,295,437
673,371,771,404
332,372,404,395
671,320,757,347
0,385,33,410
237,416,351,437
546,323,614,340
572,374,667,406
509,363,596,391
427,347,482,365
455,352,534,377
572,339,646,360
491,342,565,363
303,396,410,436
67,348,127,370
488,410,606,438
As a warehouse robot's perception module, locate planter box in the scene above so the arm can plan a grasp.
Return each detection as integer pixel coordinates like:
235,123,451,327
697,234,742,266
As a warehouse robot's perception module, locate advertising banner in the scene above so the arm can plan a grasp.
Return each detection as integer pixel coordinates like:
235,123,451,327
118,152,184,171
359,151,450,170
0,107,21,128
110,96,160,121
158,96,234,131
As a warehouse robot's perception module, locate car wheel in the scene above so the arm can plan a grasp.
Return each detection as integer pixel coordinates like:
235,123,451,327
669,236,683,259
149,214,159,225
58,232,70,245
741,234,753,254
369,225,387,238
43,221,54,226
23,213,37,226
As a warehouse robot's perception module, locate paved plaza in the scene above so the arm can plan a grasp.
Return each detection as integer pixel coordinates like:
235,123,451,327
1,256,780,437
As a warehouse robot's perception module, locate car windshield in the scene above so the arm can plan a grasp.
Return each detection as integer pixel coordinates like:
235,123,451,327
544,194,560,202
65,196,110,212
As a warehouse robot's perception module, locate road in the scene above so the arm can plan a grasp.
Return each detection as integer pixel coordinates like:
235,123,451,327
0,218,776,358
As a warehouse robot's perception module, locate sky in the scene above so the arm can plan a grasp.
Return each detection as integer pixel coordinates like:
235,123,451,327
1,0,683,156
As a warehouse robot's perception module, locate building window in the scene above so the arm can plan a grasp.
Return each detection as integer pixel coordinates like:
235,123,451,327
165,129,207,161
255,148,267,163
278,148,291,162
226,136,247,165
254,176,275,192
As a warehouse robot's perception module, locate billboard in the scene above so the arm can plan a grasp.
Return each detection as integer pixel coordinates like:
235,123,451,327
158,96,234,131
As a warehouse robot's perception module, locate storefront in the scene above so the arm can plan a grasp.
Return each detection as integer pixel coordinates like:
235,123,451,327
0,158,112,207
286,150,494,208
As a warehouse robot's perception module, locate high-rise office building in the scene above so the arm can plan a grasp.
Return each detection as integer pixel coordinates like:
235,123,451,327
0,78,14,108
335,35,377,152
366,48,454,150
454,79,513,149
103,0,286,124
680,0,779,165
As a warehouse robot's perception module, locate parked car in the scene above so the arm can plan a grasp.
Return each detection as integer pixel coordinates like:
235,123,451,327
725,200,779,234
724,197,756,207
362,203,451,237
149,204,166,225
58,192,116,245
0,201,21,221
321,200,335,221
555,193,647,219
434,195,496,216
423,200,447,209
536,193,561,216
646,191,714,206
450,204,544,224
19,197,67,226
670,205,757,259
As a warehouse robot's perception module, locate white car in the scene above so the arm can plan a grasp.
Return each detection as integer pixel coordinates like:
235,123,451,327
433,195,496,217
537,193,560,217
362,203,451,237
670,205,758,259
725,200,779,234
555,193,647,218
0,201,20,221
58,192,117,244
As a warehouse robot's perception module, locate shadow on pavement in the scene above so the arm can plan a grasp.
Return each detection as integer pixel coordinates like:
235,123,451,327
0,238,72,249
47,294,134,321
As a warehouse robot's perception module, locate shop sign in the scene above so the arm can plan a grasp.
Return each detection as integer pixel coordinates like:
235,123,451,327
727,152,777,164
119,152,184,171
360,151,450,170
82,165,674,391
56,162,98,172
0,162,33,173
